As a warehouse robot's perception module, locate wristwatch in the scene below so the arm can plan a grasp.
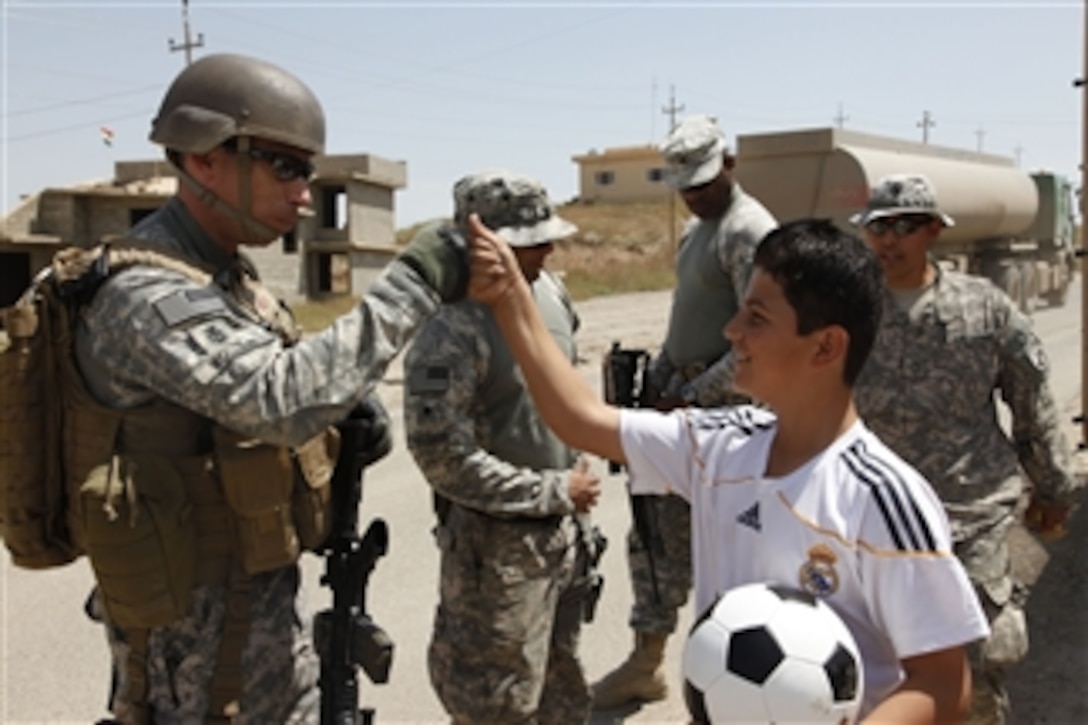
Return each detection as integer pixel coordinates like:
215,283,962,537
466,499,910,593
680,382,698,406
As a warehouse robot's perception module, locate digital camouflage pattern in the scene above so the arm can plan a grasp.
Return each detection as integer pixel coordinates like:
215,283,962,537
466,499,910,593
403,269,594,723
78,197,441,723
655,184,777,407
452,171,576,248
854,266,1080,724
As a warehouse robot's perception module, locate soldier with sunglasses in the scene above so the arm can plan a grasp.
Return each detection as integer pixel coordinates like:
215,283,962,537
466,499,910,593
66,53,470,723
851,174,1081,724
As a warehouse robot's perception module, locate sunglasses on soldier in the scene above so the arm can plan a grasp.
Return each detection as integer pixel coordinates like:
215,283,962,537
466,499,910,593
864,215,933,238
223,140,315,182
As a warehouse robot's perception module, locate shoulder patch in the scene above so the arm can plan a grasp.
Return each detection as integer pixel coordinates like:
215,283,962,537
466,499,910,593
407,365,451,394
153,287,228,328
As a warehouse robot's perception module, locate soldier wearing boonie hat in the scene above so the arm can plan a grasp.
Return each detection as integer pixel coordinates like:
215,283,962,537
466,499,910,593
453,170,577,247
849,173,955,228
660,113,728,190
591,115,778,710
852,170,1080,724
404,170,602,723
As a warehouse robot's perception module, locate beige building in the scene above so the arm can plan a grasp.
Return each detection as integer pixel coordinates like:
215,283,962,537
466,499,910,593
571,145,670,203
0,153,407,308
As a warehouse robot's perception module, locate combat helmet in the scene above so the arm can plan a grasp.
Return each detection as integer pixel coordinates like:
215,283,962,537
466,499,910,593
150,53,325,156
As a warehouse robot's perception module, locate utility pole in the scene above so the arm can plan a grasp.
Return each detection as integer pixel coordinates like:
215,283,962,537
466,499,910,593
1013,145,1023,168
975,125,985,152
833,102,849,129
169,0,204,66
917,110,936,143
662,85,685,249
1077,0,1088,447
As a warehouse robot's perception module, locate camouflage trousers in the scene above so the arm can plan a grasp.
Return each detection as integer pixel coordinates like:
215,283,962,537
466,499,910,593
958,523,1029,725
626,493,692,635
429,505,592,724
96,568,320,724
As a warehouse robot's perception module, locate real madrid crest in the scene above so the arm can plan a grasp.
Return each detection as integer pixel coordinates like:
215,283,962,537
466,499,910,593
798,543,840,597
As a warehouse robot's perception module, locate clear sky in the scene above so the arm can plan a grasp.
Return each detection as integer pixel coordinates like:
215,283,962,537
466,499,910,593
2,1,1084,228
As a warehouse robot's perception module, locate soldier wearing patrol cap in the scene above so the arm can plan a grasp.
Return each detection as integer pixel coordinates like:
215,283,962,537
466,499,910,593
852,173,1082,724
71,53,469,723
403,170,604,724
591,113,777,709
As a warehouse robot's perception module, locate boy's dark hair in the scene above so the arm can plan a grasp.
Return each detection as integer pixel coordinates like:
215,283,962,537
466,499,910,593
753,219,883,386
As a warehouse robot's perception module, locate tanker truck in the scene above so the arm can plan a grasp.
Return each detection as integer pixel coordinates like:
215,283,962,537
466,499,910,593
734,127,1078,312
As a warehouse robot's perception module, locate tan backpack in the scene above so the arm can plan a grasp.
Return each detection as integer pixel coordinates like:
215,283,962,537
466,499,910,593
0,244,210,569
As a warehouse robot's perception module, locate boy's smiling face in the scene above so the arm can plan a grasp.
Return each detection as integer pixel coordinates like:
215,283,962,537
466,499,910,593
724,268,819,405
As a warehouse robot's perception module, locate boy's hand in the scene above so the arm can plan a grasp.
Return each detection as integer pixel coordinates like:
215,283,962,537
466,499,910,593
569,457,601,513
1023,496,1070,541
466,213,519,306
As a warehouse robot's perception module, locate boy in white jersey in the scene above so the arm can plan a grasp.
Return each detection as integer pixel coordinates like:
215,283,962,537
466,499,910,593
466,216,990,723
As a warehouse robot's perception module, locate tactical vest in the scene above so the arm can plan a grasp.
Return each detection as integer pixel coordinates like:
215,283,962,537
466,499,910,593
0,243,337,722
478,270,578,472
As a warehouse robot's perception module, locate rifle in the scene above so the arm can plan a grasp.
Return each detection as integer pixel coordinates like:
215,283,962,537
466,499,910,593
601,341,666,604
314,396,395,725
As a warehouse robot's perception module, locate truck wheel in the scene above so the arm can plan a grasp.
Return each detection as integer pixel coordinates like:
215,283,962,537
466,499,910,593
1018,261,1036,315
1043,281,1069,307
993,263,1023,311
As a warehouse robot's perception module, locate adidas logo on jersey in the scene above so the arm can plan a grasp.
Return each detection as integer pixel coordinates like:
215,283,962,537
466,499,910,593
736,502,761,532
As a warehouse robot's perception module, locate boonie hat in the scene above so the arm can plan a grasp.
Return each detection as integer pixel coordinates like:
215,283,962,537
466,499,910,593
849,174,955,228
453,170,577,247
659,113,727,190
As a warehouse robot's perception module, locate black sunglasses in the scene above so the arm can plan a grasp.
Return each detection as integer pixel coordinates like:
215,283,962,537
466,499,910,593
223,141,314,182
865,215,932,238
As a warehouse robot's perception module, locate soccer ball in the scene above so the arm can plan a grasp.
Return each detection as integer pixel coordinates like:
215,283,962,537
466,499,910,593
682,582,863,724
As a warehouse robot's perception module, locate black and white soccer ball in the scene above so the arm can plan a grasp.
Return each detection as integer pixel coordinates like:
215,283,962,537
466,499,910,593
682,582,863,724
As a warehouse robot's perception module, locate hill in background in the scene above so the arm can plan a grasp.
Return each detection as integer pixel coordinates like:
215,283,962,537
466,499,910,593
397,199,689,300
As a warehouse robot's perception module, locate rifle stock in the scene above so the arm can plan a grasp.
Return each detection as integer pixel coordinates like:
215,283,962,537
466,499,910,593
315,401,394,725
601,342,665,603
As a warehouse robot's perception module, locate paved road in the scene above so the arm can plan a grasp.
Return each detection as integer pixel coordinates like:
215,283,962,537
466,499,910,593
1,284,1085,724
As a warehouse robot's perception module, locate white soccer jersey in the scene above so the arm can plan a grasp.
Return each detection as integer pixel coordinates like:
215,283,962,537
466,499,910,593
620,405,990,713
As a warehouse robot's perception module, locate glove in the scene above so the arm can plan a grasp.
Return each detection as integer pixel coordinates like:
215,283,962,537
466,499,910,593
341,392,393,469
397,225,469,302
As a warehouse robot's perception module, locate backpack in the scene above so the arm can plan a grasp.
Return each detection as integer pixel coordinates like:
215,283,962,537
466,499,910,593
0,243,209,569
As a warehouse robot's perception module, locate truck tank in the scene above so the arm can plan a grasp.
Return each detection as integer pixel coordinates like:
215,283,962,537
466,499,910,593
734,127,1039,246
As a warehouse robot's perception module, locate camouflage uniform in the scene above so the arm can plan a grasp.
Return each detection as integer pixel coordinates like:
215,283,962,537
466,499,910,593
405,221,593,722
854,264,1079,724
629,183,776,634
77,197,441,723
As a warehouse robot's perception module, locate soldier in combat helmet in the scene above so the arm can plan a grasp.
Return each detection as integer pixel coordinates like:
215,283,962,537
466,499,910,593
851,174,1083,724
592,113,776,709
404,170,603,724
72,53,469,723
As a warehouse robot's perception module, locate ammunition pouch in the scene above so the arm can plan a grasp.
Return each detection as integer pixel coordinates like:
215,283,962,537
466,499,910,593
80,454,199,629
215,427,337,575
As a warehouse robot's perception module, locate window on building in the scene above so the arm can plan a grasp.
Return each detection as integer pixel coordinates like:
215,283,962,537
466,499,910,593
319,185,348,230
594,171,615,186
647,168,665,183
315,252,351,295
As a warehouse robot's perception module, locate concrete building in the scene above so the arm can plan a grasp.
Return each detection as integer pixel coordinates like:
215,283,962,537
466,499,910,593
571,145,670,203
0,153,407,308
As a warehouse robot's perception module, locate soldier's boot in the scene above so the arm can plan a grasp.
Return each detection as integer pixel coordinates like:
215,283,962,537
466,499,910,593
590,631,668,709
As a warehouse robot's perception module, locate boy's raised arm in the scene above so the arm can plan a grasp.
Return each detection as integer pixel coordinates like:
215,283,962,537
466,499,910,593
468,214,625,465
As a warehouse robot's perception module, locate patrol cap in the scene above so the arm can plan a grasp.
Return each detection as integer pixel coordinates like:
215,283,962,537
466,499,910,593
849,174,955,228
453,170,577,247
659,113,728,190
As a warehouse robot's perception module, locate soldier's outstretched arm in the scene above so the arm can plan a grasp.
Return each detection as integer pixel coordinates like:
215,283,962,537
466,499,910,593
467,214,624,465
